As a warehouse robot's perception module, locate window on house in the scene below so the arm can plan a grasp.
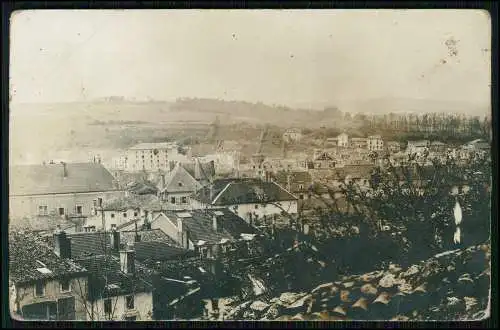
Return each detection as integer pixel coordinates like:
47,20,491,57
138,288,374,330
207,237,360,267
134,212,138,217
126,295,134,310
299,194,304,200
181,196,188,204
35,281,44,296
58,208,65,216
111,213,115,218
38,205,48,216
97,198,103,206
76,205,83,214
255,204,259,209
178,182,183,187
170,197,176,204
111,224,117,230
104,298,112,315
299,184,304,190
123,213,127,218
60,279,71,292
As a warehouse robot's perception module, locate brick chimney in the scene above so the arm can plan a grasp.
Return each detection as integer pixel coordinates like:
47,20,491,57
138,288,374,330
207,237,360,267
120,242,136,275
61,161,67,178
54,227,71,259
159,174,166,191
212,214,223,233
110,228,120,251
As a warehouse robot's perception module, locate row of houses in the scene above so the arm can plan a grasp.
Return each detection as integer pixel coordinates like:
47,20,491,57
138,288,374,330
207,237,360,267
9,201,267,321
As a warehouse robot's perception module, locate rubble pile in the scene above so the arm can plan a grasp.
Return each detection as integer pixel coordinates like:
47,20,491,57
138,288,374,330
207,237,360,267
223,243,490,321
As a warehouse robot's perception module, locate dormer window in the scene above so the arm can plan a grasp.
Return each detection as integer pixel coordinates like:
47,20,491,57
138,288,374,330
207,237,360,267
60,279,71,293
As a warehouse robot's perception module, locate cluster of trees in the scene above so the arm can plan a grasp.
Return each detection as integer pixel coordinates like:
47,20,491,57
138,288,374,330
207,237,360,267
306,152,491,272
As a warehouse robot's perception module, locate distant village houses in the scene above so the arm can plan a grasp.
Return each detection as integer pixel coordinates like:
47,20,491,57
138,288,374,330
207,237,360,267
282,128,303,143
406,140,430,154
112,142,192,173
367,135,384,151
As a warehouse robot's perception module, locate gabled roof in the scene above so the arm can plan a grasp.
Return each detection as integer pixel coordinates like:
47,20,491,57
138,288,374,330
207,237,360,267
314,152,334,161
9,231,87,285
182,160,215,181
163,209,258,245
160,164,201,193
193,179,297,205
10,162,119,196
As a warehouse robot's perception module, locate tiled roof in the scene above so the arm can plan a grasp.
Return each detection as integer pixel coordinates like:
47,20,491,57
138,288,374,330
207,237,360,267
73,255,154,299
224,244,491,321
10,162,119,196
194,179,297,205
163,209,258,245
66,232,111,258
9,231,87,285
120,229,179,247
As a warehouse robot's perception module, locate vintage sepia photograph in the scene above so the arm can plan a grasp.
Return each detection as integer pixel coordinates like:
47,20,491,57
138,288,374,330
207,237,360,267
8,9,492,322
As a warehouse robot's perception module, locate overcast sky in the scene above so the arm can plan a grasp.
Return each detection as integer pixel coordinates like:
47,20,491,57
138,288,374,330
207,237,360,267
10,9,490,109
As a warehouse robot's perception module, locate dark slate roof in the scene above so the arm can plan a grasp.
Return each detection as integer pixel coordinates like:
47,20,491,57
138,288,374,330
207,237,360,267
194,179,297,205
9,231,87,285
271,171,313,193
10,162,119,196
73,254,154,299
134,241,194,262
163,209,258,245
120,229,179,247
66,232,111,258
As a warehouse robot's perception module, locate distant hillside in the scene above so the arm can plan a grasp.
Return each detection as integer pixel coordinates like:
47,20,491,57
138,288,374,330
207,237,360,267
339,98,490,116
